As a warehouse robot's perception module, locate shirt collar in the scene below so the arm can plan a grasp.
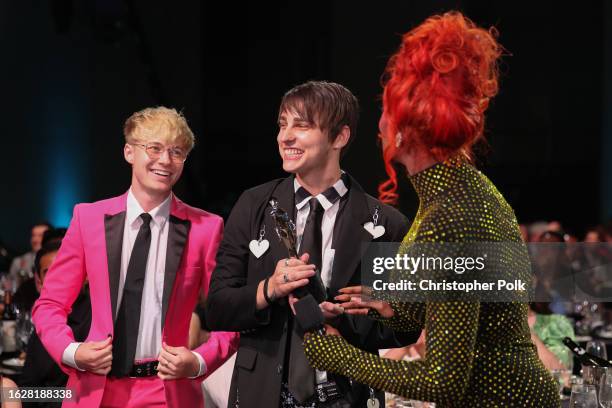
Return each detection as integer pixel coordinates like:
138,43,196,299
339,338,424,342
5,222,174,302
294,172,349,211
127,189,172,229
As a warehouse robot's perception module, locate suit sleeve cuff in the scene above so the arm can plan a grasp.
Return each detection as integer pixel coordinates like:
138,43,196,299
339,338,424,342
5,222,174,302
62,342,85,371
189,350,207,378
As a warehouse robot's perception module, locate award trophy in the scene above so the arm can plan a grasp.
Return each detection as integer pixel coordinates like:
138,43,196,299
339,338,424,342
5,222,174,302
268,199,298,257
269,199,326,332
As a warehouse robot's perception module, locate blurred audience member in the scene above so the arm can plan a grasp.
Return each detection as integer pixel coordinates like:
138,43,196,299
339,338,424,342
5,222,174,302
41,228,67,246
605,221,612,242
582,226,612,291
8,222,52,290
583,225,612,327
14,229,67,314
527,221,549,242
532,230,573,314
584,226,608,243
563,230,577,244
547,220,562,233
0,239,13,273
528,302,575,370
519,224,529,243
19,240,91,408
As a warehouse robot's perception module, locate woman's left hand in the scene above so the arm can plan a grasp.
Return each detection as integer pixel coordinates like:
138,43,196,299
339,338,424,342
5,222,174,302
335,286,395,318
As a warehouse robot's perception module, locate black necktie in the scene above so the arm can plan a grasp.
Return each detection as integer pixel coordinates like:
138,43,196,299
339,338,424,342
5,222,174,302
288,198,324,403
110,213,152,377
299,198,324,274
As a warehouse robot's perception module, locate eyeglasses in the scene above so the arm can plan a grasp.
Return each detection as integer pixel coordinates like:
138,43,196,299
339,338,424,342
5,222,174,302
131,143,188,163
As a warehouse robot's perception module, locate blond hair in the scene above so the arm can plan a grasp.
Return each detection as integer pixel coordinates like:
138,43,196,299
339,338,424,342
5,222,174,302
124,106,195,151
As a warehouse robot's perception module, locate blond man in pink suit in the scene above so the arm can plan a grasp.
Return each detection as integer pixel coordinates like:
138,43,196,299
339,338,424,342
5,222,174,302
32,107,238,408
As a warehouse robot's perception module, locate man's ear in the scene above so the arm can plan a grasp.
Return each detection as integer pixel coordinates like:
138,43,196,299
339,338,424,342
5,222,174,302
34,272,42,293
332,126,350,151
124,143,135,165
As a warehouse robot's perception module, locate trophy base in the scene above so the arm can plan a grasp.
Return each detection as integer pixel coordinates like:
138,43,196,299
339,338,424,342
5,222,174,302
294,294,325,333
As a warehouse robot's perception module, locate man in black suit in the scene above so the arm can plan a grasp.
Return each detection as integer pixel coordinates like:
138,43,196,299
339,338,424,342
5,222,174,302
14,228,68,315
206,81,419,408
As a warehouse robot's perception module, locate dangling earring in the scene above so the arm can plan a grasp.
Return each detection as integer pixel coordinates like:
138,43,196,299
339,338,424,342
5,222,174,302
395,132,403,148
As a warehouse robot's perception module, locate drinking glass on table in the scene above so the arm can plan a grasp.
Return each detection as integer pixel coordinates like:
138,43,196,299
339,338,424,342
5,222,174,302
584,366,608,384
569,384,597,408
15,308,34,349
586,341,608,361
600,371,612,408
584,366,609,397
552,348,574,400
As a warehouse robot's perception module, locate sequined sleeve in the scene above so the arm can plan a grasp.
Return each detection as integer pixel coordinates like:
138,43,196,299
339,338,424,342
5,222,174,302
533,313,576,367
305,299,479,404
304,219,481,404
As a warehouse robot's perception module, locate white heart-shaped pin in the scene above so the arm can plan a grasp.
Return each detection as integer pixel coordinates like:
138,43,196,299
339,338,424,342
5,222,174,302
366,398,380,408
249,239,269,258
363,222,385,239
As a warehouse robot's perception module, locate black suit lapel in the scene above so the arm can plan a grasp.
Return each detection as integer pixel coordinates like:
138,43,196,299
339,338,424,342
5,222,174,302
162,215,191,327
329,177,374,292
105,211,126,322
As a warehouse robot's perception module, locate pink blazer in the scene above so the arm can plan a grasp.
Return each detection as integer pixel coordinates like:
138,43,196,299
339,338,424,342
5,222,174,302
32,192,238,408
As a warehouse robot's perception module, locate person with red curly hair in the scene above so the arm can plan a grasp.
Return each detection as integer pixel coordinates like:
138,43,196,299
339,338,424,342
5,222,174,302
301,12,560,407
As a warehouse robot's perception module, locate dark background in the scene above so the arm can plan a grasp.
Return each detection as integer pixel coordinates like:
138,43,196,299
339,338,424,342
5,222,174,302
2,0,611,252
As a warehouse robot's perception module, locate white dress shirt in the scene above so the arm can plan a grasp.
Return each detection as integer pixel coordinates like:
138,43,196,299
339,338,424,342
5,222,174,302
294,177,348,288
294,175,349,384
62,190,205,376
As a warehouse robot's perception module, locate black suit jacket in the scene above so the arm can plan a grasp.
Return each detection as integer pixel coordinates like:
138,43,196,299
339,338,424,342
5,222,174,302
20,288,91,408
206,174,419,408
13,278,38,315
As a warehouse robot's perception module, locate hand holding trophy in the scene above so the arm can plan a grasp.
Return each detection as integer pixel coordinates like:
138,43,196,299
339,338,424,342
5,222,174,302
269,198,326,332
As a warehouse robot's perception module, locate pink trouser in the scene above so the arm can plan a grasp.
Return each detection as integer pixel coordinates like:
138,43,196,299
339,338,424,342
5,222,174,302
100,376,166,408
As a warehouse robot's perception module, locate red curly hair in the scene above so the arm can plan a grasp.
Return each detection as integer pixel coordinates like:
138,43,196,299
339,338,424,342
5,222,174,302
378,11,503,204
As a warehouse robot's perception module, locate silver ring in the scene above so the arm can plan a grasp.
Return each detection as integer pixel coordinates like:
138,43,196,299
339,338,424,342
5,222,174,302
284,258,290,267
283,273,289,283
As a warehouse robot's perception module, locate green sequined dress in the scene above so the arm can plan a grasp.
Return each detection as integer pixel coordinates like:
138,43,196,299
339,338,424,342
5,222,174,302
303,158,560,407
